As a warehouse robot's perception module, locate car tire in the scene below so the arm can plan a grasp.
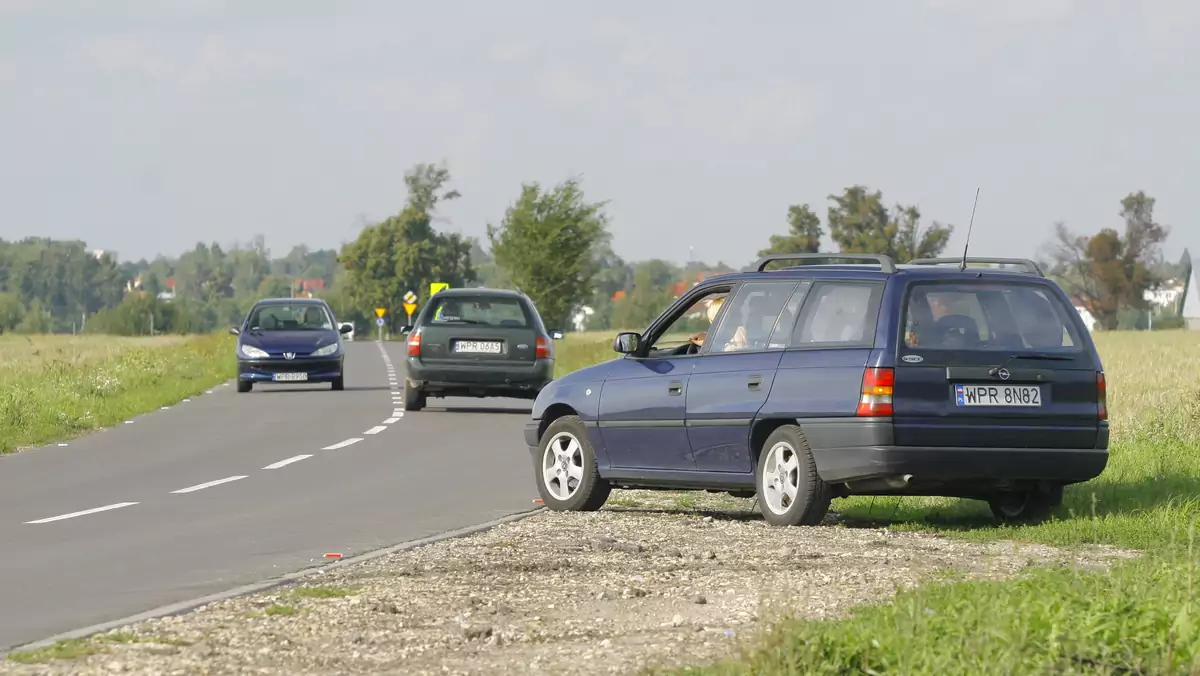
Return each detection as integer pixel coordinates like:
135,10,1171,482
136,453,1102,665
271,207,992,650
236,380,252,393
404,381,425,411
755,425,832,527
534,415,611,512
331,374,344,391
987,485,1063,524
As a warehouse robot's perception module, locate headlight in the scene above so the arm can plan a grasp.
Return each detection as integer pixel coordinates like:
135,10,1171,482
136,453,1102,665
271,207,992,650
311,342,339,357
240,344,269,359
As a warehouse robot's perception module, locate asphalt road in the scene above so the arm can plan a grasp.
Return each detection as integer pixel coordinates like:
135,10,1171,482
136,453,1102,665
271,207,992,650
0,341,537,651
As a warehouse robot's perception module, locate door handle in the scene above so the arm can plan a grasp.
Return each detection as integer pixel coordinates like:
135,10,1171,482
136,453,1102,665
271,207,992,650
747,375,763,391
668,381,684,396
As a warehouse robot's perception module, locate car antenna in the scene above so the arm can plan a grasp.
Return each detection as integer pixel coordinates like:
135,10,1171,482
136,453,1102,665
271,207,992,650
958,188,981,272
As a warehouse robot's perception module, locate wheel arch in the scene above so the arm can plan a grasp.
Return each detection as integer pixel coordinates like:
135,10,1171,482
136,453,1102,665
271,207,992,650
749,417,801,469
538,403,580,440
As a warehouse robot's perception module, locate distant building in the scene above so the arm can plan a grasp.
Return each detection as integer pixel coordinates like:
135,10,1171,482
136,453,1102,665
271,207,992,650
1183,258,1200,330
571,306,594,332
1069,296,1097,332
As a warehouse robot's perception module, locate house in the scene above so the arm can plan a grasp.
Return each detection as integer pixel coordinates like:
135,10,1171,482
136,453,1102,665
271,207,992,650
1068,296,1097,332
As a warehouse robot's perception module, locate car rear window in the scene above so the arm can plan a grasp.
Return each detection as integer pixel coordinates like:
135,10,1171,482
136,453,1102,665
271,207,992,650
428,296,531,328
902,282,1083,351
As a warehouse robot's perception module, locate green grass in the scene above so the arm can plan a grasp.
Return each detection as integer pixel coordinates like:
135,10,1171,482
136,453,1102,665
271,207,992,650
0,333,235,454
264,603,300,616
287,584,358,600
555,329,1200,675
6,632,192,664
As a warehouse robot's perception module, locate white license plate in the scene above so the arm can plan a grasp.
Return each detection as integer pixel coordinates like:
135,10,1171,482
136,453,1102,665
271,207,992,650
454,340,502,354
954,384,1041,407
273,372,309,382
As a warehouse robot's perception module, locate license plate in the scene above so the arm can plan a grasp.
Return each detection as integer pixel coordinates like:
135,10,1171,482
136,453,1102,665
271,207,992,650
954,384,1041,407
454,340,502,354
273,372,309,382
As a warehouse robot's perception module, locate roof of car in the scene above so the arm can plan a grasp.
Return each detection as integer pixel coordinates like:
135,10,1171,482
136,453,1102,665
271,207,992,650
695,255,1050,287
431,287,527,299
252,297,329,305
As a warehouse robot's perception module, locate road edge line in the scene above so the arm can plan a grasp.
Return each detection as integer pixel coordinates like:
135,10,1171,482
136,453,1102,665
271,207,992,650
1,506,545,657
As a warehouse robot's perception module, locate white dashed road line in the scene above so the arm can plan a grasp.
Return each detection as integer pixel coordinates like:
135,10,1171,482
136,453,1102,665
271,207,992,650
170,476,248,494
363,426,387,435
382,417,400,424
262,454,313,470
25,502,140,524
322,438,363,450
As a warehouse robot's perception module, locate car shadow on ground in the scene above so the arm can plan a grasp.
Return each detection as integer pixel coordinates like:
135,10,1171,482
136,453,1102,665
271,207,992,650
242,384,393,393
601,505,764,523
424,406,533,415
828,473,1200,532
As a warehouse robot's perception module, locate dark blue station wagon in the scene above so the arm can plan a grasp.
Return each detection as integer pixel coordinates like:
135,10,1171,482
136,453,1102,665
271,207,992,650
526,254,1109,526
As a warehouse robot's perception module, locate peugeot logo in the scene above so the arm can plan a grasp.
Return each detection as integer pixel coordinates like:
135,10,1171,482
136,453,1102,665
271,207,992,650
283,352,296,360
996,367,1011,380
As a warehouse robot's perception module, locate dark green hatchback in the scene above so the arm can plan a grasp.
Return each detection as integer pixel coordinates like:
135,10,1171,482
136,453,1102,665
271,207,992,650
399,288,563,411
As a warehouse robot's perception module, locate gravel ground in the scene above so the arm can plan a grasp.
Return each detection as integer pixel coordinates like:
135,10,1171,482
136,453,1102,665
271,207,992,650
2,491,1137,676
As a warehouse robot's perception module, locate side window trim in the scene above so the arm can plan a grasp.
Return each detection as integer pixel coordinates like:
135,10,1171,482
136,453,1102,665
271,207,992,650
788,279,885,349
766,279,814,349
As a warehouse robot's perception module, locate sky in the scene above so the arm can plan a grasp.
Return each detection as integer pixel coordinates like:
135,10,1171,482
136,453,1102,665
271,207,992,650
1,0,1198,267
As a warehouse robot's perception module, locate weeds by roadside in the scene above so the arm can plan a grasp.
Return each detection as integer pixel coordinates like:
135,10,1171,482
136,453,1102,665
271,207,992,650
0,333,234,454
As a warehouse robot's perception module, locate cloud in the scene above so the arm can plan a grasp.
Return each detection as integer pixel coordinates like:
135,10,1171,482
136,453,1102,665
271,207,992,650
537,66,601,107
487,41,535,63
0,0,44,15
0,59,15,85
78,35,174,79
922,0,1076,23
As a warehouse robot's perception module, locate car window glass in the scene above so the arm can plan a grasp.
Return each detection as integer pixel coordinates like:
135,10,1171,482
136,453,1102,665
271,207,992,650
793,283,881,346
645,289,732,353
248,304,333,331
429,297,530,327
707,282,797,353
765,281,813,348
903,282,1080,350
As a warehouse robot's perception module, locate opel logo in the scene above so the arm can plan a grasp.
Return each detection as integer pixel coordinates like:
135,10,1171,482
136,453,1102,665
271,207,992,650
283,352,295,360
997,367,1011,380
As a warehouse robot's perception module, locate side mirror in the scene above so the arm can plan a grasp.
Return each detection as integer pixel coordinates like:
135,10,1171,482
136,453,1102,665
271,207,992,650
549,329,564,340
399,325,413,334
338,324,353,334
613,332,641,354
229,327,240,336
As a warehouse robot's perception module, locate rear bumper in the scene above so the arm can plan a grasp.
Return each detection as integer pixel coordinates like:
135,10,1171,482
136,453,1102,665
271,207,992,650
237,357,343,382
812,445,1110,485
406,357,554,396
801,417,1109,486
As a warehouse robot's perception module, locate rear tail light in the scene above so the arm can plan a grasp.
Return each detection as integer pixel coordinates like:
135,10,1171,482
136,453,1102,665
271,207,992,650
856,367,894,417
536,334,553,359
1097,371,1107,421
407,329,422,357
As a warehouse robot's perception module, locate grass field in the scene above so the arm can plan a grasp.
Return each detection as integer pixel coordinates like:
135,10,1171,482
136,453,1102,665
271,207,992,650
552,330,1200,674
0,333,235,454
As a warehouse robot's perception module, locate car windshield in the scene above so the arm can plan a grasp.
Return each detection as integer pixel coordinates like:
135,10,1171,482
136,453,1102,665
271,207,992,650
247,303,334,331
427,296,530,327
902,281,1083,351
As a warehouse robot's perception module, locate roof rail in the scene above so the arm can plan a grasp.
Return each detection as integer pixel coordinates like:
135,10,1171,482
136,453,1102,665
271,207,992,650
907,257,1044,276
751,253,897,274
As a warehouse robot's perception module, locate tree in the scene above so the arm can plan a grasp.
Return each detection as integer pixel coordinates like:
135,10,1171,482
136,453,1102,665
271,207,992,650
338,163,476,330
758,204,823,263
825,186,953,263
1048,191,1170,330
487,178,611,330
610,259,677,330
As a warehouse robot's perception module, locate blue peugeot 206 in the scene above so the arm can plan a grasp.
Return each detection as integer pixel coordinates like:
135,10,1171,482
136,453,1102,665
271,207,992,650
230,297,352,393
526,254,1110,526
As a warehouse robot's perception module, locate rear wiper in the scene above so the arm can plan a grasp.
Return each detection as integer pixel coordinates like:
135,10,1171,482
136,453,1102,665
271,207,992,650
989,352,1072,376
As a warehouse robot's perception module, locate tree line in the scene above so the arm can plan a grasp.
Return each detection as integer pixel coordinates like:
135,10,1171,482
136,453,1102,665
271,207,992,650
0,162,1186,336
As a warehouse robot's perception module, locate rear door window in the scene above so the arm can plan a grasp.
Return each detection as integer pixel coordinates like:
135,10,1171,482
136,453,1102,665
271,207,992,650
791,281,884,348
428,297,531,328
903,282,1082,351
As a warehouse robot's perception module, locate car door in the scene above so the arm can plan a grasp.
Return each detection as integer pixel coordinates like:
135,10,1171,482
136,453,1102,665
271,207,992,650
597,285,735,471
686,280,810,474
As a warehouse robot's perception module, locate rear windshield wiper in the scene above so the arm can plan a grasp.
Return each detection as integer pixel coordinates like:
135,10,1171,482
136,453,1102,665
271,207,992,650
989,352,1073,376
